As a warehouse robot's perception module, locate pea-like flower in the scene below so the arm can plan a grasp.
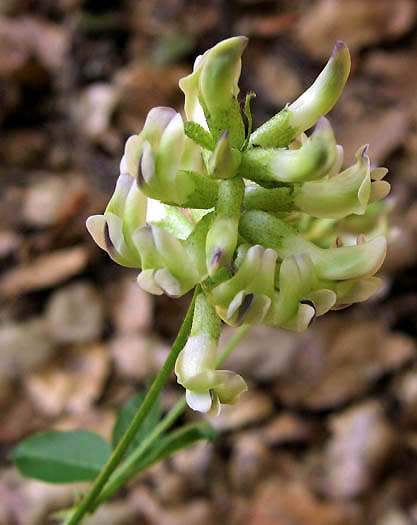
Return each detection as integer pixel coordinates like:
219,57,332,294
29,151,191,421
175,292,247,415
86,173,146,268
293,144,390,219
179,36,247,148
135,211,212,297
121,106,218,209
240,117,338,184
207,245,277,326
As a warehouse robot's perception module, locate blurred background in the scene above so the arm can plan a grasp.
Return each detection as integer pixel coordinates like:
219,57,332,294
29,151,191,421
1,0,417,523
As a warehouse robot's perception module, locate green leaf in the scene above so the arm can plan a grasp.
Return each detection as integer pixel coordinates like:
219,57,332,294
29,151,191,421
112,392,161,455
135,421,216,472
11,430,112,483
184,121,215,151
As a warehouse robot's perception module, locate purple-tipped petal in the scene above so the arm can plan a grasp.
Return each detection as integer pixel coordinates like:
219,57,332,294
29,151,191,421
361,144,370,158
331,40,347,57
313,116,330,132
211,249,224,267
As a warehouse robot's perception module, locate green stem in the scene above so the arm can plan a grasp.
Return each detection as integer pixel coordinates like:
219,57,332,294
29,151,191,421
64,287,200,525
94,396,187,506
93,323,250,506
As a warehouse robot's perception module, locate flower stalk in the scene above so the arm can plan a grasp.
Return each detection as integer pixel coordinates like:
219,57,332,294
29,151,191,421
77,35,393,520
87,35,390,414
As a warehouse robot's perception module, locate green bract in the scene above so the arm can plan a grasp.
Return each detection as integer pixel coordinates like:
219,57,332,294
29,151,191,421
87,37,391,415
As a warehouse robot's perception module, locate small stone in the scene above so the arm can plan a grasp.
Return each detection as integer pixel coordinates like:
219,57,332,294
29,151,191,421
116,63,188,130
74,83,119,139
26,343,110,416
54,408,115,442
246,478,359,525
220,325,300,382
0,396,46,442
0,318,53,380
333,107,411,165
171,441,214,487
86,501,141,525
229,431,271,492
0,230,21,258
23,176,67,228
109,276,153,334
45,281,104,344
109,334,153,381
377,508,410,525
1,468,88,525
392,365,417,426
321,401,395,499
153,471,187,505
130,485,214,525
275,317,416,410
22,175,87,228
262,412,315,446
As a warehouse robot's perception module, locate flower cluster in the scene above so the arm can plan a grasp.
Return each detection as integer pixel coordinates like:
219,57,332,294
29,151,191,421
87,37,390,415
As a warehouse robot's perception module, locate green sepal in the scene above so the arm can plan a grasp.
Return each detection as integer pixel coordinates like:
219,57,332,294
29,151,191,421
184,121,216,151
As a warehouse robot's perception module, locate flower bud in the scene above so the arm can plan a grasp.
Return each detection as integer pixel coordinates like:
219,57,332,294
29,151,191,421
239,210,387,281
293,144,373,218
179,37,247,148
175,292,247,415
240,117,337,184
249,41,351,148
121,107,217,208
